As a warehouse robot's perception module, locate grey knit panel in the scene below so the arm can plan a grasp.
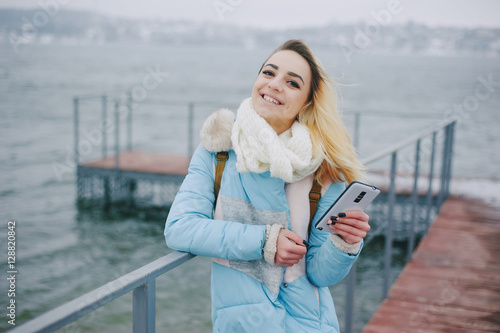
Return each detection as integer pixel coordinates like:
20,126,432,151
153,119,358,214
220,195,287,294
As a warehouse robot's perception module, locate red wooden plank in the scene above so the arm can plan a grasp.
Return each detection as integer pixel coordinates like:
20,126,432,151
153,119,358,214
399,262,500,288
366,299,500,332
389,274,500,312
363,197,500,333
432,215,500,234
411,229,499,270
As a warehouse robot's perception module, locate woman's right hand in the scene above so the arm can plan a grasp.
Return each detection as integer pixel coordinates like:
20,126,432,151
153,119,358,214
275,229,307,267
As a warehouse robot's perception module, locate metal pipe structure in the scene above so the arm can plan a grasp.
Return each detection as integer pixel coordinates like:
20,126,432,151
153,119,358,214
73,97,79,166
353,112,361,150
101,95,107,158
9,252,195,333
425,132,437,227
407,139,421,260
127,92,133,151
188,102,194,159
344,262,356,333
114,100,120,171
23,109,456,333
382,151,397,299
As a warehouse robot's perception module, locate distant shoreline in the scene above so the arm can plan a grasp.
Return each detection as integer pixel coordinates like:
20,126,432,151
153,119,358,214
1,8,499,58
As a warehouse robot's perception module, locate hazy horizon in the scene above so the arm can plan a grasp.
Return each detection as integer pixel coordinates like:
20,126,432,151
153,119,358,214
1,0,500,30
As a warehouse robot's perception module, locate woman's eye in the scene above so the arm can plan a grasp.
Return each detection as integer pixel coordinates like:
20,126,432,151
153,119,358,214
288,81,299,88
262,70,274,76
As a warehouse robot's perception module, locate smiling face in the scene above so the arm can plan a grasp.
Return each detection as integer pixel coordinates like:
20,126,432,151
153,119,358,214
251,50,312,135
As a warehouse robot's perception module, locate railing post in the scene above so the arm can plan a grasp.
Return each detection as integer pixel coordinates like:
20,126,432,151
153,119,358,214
114,100,120,171
383,152,397,299
188,102,194,159
425,132,437,227
344,262,356,333
127,91,133,151
133,280,156,333
444,122,456,198
102,95,107,159
73,97,79,165
437,125,450,209
407,139,420,260
353,112,361,150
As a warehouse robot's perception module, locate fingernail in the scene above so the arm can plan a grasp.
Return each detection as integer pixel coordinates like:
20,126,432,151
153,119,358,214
331,216,339,221
338,213,346,218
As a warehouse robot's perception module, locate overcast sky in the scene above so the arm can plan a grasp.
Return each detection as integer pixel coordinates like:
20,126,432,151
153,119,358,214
2,0,500,29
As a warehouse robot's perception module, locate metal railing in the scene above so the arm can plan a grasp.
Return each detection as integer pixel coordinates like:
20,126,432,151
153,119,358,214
342,118,456,333
73,94,133,170
14,102,456,332
72,94,440,166
9,252,195,333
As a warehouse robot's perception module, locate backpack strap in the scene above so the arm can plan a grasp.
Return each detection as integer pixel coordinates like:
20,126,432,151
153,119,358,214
214,151,229,203
308,177,322,234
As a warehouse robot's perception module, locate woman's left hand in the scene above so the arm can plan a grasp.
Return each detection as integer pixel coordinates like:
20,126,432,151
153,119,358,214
329,211,370,244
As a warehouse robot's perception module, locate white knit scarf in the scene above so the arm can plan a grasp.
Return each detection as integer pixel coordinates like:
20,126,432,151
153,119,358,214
231,98,323,183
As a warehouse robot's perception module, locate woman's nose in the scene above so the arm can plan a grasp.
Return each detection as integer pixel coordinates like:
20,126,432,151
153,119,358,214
268,78,283,92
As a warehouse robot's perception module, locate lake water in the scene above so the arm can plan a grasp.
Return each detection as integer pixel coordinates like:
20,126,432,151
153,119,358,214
0,42,499,332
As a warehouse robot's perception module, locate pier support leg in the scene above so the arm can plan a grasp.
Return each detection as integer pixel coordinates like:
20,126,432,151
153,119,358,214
128,179,137,209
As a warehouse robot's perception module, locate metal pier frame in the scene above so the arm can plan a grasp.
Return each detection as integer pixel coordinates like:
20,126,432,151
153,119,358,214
11,116,456,333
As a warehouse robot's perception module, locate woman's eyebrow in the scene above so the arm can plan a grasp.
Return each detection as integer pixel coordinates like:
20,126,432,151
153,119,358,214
263,63,305,85
287,71,304,85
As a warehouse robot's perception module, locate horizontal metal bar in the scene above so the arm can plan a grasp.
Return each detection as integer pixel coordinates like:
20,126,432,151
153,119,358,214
134,99,241,108
75,94,109,101
345,110,442,120
110,98,441,119
9,251,195,333
362,119,455,166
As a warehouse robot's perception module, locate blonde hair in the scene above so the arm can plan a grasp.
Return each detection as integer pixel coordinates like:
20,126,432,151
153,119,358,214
262,40,365,185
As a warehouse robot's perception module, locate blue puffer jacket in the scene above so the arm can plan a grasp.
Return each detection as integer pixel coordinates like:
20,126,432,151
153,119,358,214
164,142,362,332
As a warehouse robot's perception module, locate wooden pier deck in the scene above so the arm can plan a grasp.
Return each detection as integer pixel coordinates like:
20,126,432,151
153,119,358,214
77,151,191,208
363,197,500,333
82,151,190,175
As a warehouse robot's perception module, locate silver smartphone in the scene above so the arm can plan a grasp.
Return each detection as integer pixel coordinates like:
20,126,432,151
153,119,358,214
314,181,380,233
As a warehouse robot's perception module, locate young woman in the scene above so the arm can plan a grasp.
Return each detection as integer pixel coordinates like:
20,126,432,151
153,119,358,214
164,40,370,332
